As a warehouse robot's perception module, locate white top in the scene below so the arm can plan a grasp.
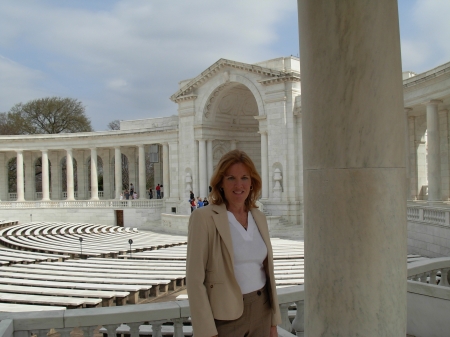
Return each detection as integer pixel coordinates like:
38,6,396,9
227,211,267,294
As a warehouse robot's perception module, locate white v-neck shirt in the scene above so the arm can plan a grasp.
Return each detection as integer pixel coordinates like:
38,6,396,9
227,211,267,294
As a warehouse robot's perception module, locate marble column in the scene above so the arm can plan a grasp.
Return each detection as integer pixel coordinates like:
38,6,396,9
299,1,406,336
16,150,25,202
114,147,122,199
198,139,207,198
90,148,99,200
162,143,170,199
206,139,213,188
41,150,50,201
427,100,442,201
138,145,146,199
260,132,269,199
66,148,75,201
405,108,412,200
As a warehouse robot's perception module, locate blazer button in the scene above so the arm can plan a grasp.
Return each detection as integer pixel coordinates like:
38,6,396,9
210,285,213,288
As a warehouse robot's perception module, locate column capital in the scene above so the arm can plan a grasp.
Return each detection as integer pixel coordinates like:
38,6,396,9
404,107,413,114
439,109,449,114
16,149,23,154
90,147,97,151
41,149,48,153
424,99,443,106
258,130,268,135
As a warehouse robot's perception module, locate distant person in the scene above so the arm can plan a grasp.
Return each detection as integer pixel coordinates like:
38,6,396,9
149,188,153,199
190,190,194,200
133,191,137,199
130,183,134,195
124,190,130,200
119,193,123,201
197,197,204,208
203,197,209,206
190,198,196,213
156,184,161,199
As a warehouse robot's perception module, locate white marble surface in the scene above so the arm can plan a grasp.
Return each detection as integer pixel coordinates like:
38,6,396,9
299,0,406,335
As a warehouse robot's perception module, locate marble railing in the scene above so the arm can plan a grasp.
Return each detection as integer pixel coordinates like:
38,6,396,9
0,200,164,209
406,257,450,337
407,203,450,226
0,285,304,337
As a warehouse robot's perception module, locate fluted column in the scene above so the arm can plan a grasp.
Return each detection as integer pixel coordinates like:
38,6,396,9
138,145,146,199
90,148,99,200
206,139,213,188
41,150,50,201
427,100,442,201
299,1,406,335
16,150,25,202
260,132,269,199
198,139,207,198
114,147,122,199
66,148,75,201
162,143,170,199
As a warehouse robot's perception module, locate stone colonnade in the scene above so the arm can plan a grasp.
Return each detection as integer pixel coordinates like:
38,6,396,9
6,144,170,201
299,0,406,335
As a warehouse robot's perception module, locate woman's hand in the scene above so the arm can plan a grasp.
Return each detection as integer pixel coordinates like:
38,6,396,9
270,326,278,337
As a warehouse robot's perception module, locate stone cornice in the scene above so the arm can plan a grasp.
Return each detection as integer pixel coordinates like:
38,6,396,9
258,73,300,86
173,94,197,103
404,61,450,89
170,58,298,102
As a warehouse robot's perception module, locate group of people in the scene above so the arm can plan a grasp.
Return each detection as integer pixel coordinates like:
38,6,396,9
148,184,163,199
189,192,209,212
120,183,137,200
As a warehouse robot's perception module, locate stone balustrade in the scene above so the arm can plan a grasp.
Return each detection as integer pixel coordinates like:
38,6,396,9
0,285,304,337
0,200,163,209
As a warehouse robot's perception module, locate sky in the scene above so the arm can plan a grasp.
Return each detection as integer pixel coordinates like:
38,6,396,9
1,0,449,131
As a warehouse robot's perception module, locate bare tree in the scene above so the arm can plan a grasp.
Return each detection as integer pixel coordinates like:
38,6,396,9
107,120,121,130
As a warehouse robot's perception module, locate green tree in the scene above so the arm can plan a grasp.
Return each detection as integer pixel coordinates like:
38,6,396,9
0,97,93,135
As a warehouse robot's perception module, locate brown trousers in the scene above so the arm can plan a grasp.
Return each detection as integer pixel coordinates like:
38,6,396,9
214,285,272,337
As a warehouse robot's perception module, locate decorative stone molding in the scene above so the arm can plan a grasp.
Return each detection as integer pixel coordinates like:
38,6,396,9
258,73,300,86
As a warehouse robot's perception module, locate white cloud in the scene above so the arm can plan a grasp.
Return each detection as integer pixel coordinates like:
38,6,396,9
400,0,450,73
0,0,295,129
0,56,47,112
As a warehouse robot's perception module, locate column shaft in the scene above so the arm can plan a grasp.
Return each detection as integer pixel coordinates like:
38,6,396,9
90,148,99,200
162,143,169,199
138,145,146,199
41,150,50,201
427,100,442,201
198,140,207,198
115,147,122,199
230,140,237,150
299,1,406,335
206,140,213,188
16,151,25,202
66,149,75,201
261,132,269,199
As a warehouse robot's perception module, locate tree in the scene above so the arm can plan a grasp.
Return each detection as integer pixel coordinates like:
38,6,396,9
107,119,120,130
0,97,93,135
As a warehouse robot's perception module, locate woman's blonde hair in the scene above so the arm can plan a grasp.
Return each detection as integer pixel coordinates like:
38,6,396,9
209,149,262,210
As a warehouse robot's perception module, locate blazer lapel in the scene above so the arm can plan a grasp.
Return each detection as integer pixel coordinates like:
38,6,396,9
211,203,234,266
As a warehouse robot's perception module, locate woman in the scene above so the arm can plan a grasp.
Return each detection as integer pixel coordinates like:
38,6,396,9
186,150,281,337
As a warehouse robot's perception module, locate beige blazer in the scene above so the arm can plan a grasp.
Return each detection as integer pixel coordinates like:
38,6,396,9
186,203,282,337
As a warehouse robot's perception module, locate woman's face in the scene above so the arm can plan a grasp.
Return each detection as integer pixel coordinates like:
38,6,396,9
221,162,252,208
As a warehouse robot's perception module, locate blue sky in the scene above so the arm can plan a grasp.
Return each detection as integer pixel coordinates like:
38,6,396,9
1,0,449,131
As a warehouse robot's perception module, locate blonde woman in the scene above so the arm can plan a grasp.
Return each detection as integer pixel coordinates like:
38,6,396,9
186,150,281,337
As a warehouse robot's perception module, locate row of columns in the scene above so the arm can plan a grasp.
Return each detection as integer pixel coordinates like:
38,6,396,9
14,145,169,202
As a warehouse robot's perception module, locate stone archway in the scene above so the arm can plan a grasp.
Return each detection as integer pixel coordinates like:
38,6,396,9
202,81,262,173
